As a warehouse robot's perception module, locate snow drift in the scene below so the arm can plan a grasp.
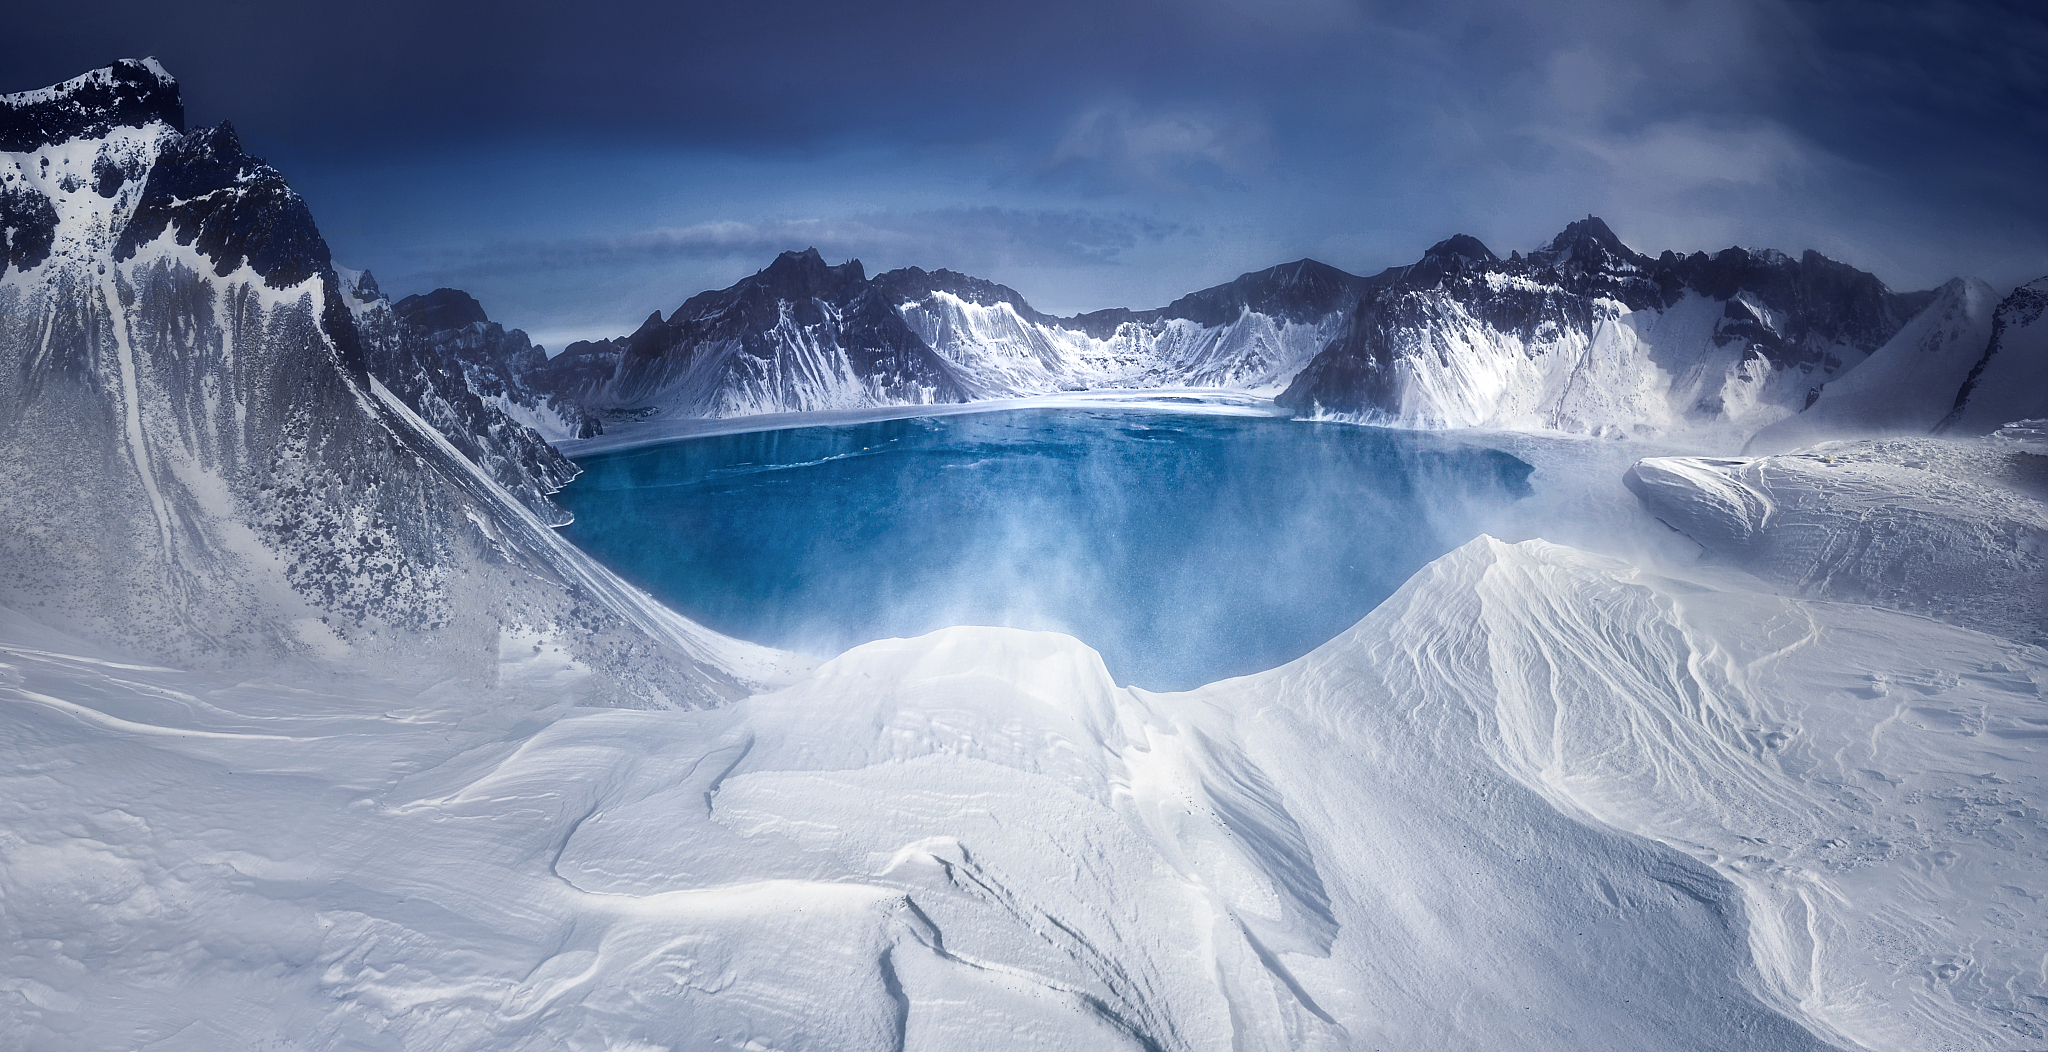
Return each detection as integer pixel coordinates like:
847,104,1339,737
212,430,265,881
1627,440,2048,644
6,536,2046,1050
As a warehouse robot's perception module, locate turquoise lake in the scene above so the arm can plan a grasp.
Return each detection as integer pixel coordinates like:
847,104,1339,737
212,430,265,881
557,409,1534,690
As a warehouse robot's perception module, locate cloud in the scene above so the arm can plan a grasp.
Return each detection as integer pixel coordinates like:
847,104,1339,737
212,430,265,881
1041,101,1268,192
411,207,1188,281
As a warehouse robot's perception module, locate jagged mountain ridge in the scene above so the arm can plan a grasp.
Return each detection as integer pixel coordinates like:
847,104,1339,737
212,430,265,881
515,219,1943,443
534,250,1392,422
0,60,783,703
606,248,972,416
344,275,596,523
1276,218,1929,437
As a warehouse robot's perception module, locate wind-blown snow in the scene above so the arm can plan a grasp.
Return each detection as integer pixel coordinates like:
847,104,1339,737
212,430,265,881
6,530,2045,1050
1627,439,2048,644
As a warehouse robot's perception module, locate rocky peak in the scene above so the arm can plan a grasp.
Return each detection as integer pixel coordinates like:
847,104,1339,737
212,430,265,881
348,269,383,301
1422,234,1496,267
1529,216,1642,274
112,121,332,291
0,58,183,152
1398,234,1500,287
872,265,1049,321
754,246,866,301
394,287,491,333
1160,257,1369,327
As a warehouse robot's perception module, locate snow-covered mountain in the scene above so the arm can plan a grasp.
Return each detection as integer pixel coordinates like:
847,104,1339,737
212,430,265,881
1745,277,2000,451
561,249,972,418
344,276,595,524
1277,219,1929,440
1939,276,2048,433
517,220,1934,445
528,248,1362,421
0,60,790,702
9,59,2048,1052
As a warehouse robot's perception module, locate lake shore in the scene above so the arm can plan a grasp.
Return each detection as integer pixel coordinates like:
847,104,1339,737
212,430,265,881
551,388,1292,458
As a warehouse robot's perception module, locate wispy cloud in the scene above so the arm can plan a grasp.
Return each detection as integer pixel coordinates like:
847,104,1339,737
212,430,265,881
410,207,1189,282
1040,100,1268,193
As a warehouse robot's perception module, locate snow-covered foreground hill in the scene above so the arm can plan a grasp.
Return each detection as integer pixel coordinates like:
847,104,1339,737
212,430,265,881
6,530,2045,1051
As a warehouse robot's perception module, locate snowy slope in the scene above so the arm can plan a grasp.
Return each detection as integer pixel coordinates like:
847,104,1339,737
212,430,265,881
887,258,1358,398
1747,278,2000,451
1627,439,2048,643
0,61,788,704
6,534,2045,1050
1940,276,2048,434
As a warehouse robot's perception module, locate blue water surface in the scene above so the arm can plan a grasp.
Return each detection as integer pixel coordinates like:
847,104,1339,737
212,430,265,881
558,409,1533,690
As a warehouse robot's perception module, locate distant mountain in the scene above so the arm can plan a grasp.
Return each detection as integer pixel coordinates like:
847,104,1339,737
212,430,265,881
530,250,1379,426
512,219,1940,444
1745,276,2000,452
345,276,593,523
1277,218,1928,439
602,248,971,416
0,60,779,702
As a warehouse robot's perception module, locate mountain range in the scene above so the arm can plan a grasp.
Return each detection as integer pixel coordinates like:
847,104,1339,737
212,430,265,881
8,58,2048,1052
394,218,2041,452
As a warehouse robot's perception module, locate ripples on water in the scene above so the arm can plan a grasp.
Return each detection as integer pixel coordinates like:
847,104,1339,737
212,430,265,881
558,409,1534,690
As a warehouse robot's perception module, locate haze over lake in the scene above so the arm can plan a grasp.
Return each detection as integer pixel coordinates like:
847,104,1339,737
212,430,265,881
559,409,1535,689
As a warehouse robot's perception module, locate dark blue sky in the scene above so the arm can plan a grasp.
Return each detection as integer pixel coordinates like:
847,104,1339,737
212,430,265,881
10,0,2045,348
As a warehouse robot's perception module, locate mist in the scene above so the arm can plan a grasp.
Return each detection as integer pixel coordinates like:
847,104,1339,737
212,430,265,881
557,406,1560,690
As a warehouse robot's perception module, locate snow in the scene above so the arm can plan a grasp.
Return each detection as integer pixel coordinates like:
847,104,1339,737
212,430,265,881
7,521,2045,1049
8,105,2048,1052
1993,419,2048,455
1627,438,2048,643
1294,287,1829,446
1748,278,2000,453
1944,277,2048,434
895,291,1338,399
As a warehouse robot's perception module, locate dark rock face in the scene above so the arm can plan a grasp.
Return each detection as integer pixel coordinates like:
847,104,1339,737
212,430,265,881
354,279,584,524
1670,247,1904,374
0,58,182,152
0,180,58,272
534,338,626,428
595,247,970,416
871,265,1059,325
1153,257,1375,329
114,122,333,292
1938,278,2048,433
1057,258,1376,338
0,62,750,705
393,287,490,332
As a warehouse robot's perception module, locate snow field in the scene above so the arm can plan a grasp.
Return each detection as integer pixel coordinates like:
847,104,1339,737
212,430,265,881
9,523,2045,1050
